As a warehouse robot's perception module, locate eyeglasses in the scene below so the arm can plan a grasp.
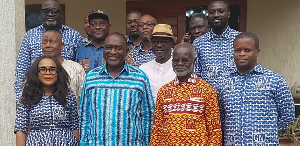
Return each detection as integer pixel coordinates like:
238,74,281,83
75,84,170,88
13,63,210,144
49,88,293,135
38,67,58,75
152,40,172,46
137,21,156,28
172,58,192,64
41,9,63,15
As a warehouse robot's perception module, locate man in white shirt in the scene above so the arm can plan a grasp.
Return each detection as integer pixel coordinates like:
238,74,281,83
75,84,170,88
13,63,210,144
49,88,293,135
139,24,176,103
42,30,85,106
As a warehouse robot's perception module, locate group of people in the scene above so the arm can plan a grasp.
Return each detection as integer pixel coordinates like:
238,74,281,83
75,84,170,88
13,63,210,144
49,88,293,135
13,0,296,145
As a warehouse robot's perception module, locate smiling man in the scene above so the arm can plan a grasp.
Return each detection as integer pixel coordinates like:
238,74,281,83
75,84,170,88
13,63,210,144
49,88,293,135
139,24,176,103
150,42,222,145
130,14,157,67
193,0,240,88
216,32,295,145
14,0,83,103
76,9,111,72
79,32,154,145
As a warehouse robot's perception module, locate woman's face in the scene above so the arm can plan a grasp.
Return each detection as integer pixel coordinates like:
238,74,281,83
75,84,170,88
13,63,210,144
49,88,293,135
38,58,58,88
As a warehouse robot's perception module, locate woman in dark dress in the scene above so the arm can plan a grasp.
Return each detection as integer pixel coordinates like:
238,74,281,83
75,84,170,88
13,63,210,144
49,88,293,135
14,56,79,146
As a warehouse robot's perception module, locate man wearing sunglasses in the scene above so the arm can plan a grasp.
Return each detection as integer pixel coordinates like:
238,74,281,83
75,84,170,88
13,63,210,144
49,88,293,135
14,0,83,103
130,14,157,67
139,24,176,103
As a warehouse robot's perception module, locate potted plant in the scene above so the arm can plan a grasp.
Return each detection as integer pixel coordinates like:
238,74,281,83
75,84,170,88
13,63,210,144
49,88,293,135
279,115,300,146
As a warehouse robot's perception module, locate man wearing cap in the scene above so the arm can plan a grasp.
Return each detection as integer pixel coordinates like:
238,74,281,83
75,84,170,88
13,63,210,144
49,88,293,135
14,0,83,103
139,24,176,103
76,9,110,72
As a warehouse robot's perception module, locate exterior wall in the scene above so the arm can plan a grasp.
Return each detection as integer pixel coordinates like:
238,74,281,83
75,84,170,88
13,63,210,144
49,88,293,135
25,0,126,37
0,0,25,145
247,0,300,87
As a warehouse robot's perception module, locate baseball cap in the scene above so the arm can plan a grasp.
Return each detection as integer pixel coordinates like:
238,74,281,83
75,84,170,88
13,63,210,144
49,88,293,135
88,9,109,22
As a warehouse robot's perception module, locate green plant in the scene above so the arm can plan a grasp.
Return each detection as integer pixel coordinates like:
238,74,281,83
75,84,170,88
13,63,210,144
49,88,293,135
279,115,300,145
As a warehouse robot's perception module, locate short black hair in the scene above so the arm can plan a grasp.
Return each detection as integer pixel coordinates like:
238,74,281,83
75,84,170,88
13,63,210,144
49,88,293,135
189,13,208,24
234,32,259,49
127,10,143,16
210,0,230,12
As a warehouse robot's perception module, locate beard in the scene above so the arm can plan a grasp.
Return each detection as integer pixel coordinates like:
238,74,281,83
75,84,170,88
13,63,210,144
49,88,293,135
129,32,139,40
173,63,194,77
209,19,228,31
45,20,58,27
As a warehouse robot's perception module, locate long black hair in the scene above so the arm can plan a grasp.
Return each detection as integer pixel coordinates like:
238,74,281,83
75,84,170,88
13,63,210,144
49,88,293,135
20,56,70,109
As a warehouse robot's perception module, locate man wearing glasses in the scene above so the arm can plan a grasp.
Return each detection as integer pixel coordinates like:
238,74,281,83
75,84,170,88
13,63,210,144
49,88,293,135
14,0,83,103
139,24,176,103
130,14,157,67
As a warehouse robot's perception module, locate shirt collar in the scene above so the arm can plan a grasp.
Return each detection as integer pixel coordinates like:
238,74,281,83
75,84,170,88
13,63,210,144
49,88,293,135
231,63,264,75
85,41,104,48
173,72,197,86
39,24,68,31
100,62,130,74
207,26,232,41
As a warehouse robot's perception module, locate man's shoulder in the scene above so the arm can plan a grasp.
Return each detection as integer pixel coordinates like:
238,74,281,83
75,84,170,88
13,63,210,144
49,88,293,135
61,25,81,35
258,65,285,80
64,59,84,70
127,64,149,77
25,25,44,36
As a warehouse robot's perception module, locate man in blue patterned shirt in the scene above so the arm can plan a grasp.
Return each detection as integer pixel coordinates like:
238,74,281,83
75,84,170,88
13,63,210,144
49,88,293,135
14,0,83,103
76,10,111,72
193,0,240,88
217,32,295,145
130,14,157,67
79,32,154,146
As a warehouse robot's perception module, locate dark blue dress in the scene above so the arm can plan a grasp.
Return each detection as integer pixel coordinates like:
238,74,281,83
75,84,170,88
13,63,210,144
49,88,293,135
14,92,79,146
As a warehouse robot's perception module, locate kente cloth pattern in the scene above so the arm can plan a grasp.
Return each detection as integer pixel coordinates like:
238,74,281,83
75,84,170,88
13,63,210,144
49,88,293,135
193,27,240,88
216,63,295,145
14,93,79,146
150,73,222,145
14,24,83,102
79,63,154,146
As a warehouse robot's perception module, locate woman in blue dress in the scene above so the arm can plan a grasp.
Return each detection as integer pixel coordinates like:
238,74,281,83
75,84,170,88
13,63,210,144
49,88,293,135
14,56,79,146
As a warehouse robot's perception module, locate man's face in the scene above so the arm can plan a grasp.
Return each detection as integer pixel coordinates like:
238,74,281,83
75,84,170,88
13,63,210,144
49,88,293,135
151,37,173,60
189,17,209,41
41,0,62,28
137,15,156,41
126,12,141,37
84,13,90,36
42,31,63,58
104,35,128,68
208,1,230,30
234,37,260,72
89,18,110,40
172,47,195,77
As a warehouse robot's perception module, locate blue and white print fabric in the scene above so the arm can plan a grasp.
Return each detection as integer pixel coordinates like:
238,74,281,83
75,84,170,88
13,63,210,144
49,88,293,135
216,63,295,145
14,24,83,102
79,63,154,146
130,44,155,67
14,92,79,146
193,27,240,88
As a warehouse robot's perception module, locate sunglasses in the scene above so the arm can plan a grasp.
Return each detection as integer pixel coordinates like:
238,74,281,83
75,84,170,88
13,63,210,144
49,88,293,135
137,21,156,28
41,9,63,15
38,67,58,75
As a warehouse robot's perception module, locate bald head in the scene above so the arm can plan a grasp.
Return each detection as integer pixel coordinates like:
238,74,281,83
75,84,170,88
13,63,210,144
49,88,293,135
42,30,64,58
138,14,157,41
42,0,62,10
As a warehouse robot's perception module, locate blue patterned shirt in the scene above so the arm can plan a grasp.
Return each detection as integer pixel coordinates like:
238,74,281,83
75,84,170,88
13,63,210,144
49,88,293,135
14,24,83,102
76,42,104,72
126,36,142,53
130,44,155,67
216,63,295,145
193,27,240,88
79,63,155,146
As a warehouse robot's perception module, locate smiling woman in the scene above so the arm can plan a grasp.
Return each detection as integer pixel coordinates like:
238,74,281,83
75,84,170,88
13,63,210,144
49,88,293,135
14,56,80,146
